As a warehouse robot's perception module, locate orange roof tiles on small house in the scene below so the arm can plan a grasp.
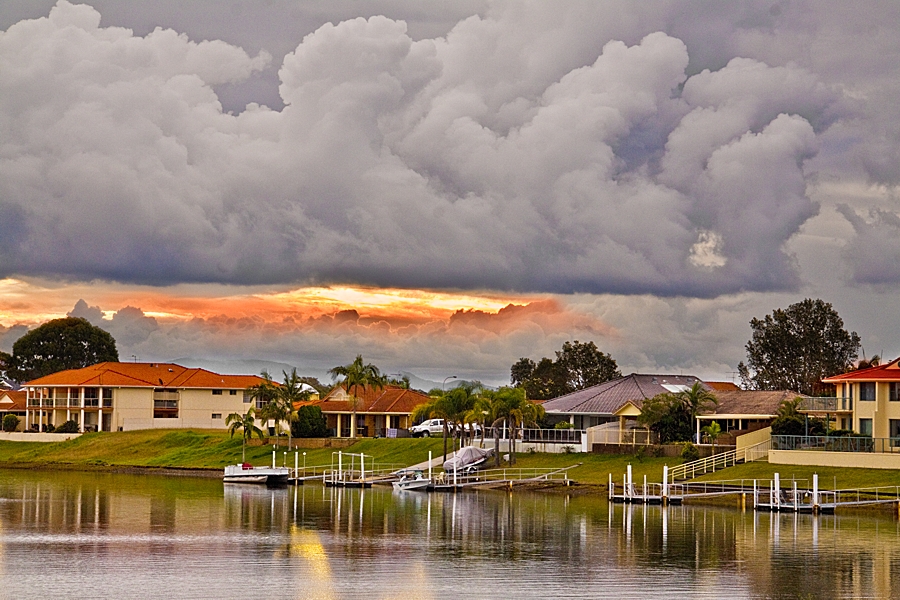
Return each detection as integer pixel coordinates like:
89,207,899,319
316,384,432,438
822,357,900,383
23,362,270,433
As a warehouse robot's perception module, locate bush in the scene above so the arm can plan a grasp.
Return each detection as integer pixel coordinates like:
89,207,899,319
680,442,699,462
554,421,574,429
54,420,79,433
291,405,328,438
2,414,19,432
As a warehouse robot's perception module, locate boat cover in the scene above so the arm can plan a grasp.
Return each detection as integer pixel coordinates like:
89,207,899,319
442,446,494,472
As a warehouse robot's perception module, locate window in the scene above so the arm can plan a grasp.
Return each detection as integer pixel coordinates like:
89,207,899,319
242,391,251,404
890,420,900,447
860,382,876,401
229,390,238,396
212,389,223,396
153,389,179,419
212,413,222,419
859,418,873,436
891,383,899,402
103,388,113,408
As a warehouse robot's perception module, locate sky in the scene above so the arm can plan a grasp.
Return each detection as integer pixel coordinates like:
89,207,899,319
1,1,899,385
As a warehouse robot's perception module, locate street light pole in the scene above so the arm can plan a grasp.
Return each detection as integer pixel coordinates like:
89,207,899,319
442,375,458,392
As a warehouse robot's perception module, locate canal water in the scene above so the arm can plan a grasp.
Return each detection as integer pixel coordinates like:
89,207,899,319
0,469,898,599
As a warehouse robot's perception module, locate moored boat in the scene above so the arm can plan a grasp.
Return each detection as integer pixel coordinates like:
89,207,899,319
392,470,431,491
224,463,290,486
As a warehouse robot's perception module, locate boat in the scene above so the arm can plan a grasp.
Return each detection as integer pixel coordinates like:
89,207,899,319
442,446,494,473
392,470,431,491
223,463,290,486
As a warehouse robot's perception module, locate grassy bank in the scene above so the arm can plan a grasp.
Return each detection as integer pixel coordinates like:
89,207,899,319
0,430,671,484
4,431,899,490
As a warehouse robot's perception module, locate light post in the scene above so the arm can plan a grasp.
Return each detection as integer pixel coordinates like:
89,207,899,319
442,375,458,392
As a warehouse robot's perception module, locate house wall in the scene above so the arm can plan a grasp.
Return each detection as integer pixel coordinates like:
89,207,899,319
770,449,900,470
852,382,900,438
118,388,250,431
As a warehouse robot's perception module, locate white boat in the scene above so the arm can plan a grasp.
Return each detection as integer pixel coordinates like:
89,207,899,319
392,470,431,491
223,463,290,485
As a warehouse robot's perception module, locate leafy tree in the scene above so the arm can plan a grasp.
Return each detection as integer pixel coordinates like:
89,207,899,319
856,354,881,370
638,383,718,443
0,351,11,374
511,340,620,400
291,405,328,438
328,355,386,438
226,407,264,463
770,396,826,436
6,317,118,382
738,299,861,396
2,414,19,432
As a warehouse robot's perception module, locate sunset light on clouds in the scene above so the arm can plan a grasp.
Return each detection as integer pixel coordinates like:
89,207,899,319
1,1,899,384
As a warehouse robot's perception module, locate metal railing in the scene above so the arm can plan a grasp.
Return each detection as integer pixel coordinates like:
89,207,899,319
481,427,583,444
799,396,853,412
669,438,771,482
773,434,900,453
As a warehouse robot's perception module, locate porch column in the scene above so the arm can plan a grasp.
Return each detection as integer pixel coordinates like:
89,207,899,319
80,387,86,430
619,416,625,444
98,386,103,432
350,413,356,438
696,419,701,444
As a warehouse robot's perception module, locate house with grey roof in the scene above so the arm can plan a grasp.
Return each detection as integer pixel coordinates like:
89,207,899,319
541,373,707,435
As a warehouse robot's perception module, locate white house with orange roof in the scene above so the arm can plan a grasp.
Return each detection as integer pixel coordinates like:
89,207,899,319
24,362,269,432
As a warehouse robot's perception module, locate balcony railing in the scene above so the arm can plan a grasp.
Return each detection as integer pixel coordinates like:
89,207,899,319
773,434,899,453
799,397,853,412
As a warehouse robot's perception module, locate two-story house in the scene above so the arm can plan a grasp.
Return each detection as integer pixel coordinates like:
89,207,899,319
822,357,900,438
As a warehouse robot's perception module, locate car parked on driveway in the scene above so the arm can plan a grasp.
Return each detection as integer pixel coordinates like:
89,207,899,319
410,418,444,437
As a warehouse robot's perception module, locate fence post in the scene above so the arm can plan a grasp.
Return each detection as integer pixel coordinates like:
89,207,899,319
812,473,819,514
662,465,669,505
609,473,613,501
774,473,780,511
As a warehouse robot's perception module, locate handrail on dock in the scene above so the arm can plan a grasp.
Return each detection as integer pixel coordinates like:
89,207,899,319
669,438,771,482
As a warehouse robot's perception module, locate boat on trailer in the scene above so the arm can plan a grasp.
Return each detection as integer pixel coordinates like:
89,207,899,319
223,463,290,486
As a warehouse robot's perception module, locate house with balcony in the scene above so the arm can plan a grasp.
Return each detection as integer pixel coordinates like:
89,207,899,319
24,362,269,432
822,357,900,438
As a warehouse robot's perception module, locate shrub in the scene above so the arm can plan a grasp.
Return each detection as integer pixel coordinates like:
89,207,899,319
680,441,699,462
291,405,328,438
554,421,574,429
2,414,19,432
562,445,575,454
54,420,79,434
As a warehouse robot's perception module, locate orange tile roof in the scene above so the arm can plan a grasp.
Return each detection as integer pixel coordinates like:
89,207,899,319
706,381,741,392
822,358,900,383
25,362,269,389
0,390,26,411
317,385,431,415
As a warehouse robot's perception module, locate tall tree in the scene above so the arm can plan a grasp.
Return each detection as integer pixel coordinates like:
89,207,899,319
226,407,264,463
510,340,620,400
245,372,279,444
6,317,118,382
479,387,544,466
277,368,312,450
638,383,718,443
328,355,386,438
738,299,861,395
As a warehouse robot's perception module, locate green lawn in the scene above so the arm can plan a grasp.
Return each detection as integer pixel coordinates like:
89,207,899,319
4,431,900,490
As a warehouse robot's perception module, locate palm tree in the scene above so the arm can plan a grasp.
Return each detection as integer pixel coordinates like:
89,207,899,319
226,407,264,463
479,387,542,466
411,392,455,462
277,368,313,450
328,355,386,438
245,372,279,445
442,383,481,452
701,421,723,455
674,382,718,440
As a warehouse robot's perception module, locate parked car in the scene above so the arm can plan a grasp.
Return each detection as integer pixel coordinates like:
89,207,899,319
410,419,482,438
410,419,444,437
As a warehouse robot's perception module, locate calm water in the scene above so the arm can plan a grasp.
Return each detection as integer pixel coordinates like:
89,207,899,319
0,469,898,599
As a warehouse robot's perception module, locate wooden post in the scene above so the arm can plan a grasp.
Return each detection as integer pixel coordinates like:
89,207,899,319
662,465,669,505
812,473,819,514
428,451,433,482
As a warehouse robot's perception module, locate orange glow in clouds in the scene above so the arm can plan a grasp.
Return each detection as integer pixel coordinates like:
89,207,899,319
0,278,534,327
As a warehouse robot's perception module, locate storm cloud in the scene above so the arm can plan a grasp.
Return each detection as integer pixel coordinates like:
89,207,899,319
0,1,858,296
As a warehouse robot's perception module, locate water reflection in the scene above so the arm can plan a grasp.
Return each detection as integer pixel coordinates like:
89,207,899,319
1,470,899,599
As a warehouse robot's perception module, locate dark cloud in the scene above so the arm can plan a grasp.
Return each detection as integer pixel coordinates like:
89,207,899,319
1,1,895,295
